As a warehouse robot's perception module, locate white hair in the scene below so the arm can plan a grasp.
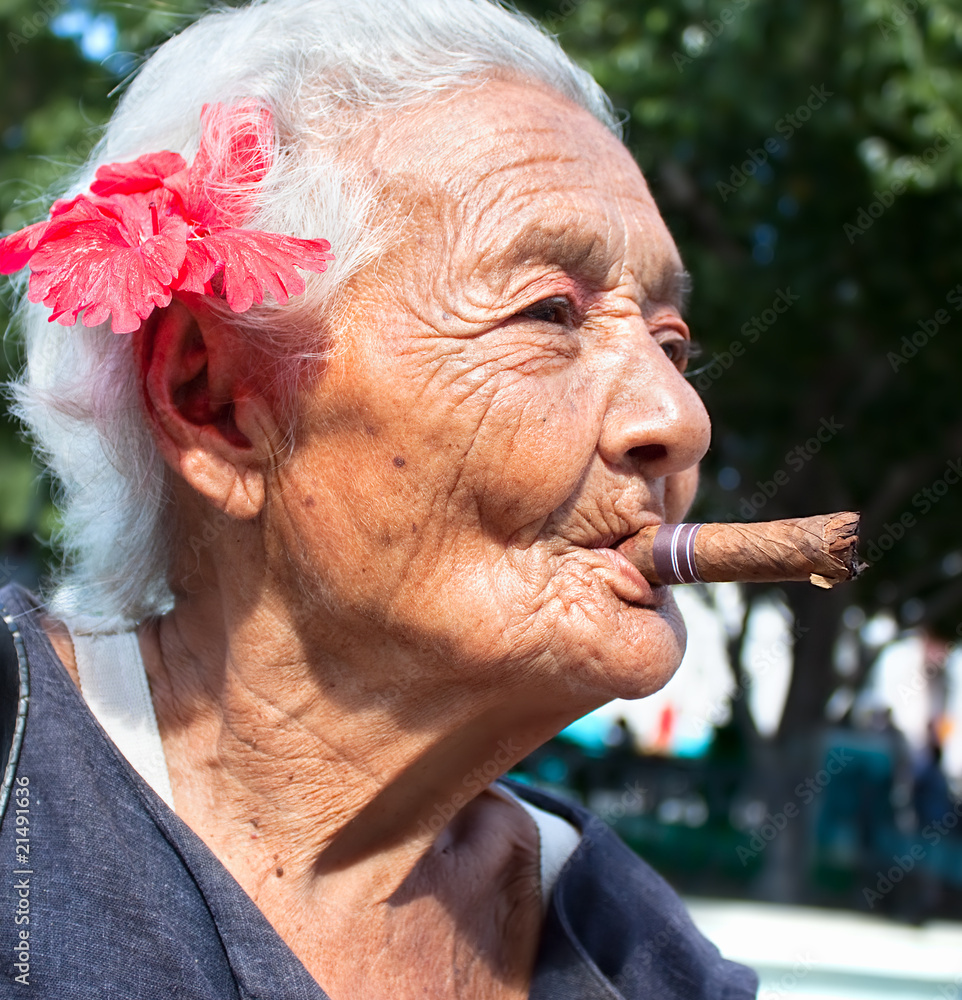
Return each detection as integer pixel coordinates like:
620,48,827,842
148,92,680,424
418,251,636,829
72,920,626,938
8,0,619,632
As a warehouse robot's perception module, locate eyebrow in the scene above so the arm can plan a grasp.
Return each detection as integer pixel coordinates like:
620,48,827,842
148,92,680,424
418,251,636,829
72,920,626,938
651,269,693,316
500,223,612,282
500,223,692,309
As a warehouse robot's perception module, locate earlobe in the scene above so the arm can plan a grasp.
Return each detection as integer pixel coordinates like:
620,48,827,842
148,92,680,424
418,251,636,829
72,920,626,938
135,299,279,520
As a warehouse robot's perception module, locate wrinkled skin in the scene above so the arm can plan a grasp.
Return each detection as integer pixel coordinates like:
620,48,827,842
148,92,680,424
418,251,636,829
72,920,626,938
267,79,711,712
64,78,713,999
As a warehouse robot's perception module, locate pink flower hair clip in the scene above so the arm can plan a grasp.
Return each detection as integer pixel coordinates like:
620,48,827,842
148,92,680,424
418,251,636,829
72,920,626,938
0,102,334,334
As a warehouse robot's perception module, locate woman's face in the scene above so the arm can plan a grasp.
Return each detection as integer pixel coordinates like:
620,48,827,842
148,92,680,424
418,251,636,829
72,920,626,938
268,79,711,709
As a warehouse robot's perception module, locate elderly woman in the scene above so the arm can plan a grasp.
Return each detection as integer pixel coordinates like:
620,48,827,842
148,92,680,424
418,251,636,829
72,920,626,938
0,1,757,997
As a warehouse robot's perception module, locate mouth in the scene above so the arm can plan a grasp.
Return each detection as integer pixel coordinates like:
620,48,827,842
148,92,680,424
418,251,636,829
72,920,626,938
600,547,666,603
587,515,661,554
584,530,667,608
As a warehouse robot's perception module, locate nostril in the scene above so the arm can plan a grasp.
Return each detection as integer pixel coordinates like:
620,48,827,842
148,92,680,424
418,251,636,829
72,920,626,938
626,443,668,465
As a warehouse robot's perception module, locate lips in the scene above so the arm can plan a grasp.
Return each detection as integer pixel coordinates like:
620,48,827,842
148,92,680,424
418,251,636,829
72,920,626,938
586,515,661,556
560,510,667,605
597,544,667,607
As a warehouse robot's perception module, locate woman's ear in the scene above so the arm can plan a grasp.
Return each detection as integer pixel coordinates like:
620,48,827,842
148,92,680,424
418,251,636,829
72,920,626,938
134,298,282,519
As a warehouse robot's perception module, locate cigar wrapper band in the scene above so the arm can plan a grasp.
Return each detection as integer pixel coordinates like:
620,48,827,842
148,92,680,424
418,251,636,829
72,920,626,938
652,522,705,585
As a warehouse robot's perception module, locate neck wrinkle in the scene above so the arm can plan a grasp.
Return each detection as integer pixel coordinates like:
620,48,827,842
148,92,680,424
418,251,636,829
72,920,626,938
138,591,581,904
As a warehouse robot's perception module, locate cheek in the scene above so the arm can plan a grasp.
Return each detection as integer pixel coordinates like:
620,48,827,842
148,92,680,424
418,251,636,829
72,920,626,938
464,381,602,529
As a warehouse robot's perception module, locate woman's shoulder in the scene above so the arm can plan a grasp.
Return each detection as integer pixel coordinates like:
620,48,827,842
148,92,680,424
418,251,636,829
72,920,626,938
504,778,759,1000
0,583,311,998
0,584,34,831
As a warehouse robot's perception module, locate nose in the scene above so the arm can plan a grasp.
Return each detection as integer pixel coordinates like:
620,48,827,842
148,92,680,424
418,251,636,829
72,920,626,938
597,334,711,487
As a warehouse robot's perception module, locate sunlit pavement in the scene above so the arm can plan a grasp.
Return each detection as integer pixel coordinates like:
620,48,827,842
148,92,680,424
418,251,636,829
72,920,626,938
685,898,962,999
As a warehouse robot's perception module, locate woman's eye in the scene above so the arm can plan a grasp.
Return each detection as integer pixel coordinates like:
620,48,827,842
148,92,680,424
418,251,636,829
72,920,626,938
661,337,699,372
519,296,572,325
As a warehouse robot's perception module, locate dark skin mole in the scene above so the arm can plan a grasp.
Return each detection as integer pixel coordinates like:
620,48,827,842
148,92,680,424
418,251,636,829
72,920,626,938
393,456,406,467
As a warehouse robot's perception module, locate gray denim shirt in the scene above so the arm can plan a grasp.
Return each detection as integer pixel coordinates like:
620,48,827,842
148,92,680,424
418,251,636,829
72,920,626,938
0,584,757,999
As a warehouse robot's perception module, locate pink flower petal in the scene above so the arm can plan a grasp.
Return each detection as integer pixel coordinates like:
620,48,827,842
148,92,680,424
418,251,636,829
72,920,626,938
186,102,276,228
161,166,193,215
175,239,220,295
194,229,333,313
27,213,188,334
0,199,110,273
0,219,52,273
90,150,188,198
49,194,92,218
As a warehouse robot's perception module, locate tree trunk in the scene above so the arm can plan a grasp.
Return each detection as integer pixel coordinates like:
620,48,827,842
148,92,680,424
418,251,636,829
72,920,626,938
777,582,847,743
748,584,848,903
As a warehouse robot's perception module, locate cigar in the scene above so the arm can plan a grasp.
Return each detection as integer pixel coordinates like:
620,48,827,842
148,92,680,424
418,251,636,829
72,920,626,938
617,511,862,589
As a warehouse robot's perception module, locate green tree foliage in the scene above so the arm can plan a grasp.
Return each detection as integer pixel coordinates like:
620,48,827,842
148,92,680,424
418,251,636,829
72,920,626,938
515,0,962,739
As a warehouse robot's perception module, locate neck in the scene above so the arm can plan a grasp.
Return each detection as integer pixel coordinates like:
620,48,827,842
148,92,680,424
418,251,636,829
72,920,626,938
139,579,589,902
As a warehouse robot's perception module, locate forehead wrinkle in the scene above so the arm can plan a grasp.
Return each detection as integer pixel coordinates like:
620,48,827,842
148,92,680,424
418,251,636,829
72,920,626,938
368,79,685,320
460,184,628,294
452,124,580,181
454,152,590,228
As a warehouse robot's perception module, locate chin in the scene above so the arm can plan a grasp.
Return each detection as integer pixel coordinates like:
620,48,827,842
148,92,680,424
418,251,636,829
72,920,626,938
611,625,687,701
551,594,689,706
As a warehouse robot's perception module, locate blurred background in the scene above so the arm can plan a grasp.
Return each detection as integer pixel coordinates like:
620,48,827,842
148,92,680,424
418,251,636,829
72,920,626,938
1,0,961,994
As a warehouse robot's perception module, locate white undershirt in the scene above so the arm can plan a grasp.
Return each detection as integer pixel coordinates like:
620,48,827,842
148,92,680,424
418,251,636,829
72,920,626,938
71,628,176,808
68,626,581,910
